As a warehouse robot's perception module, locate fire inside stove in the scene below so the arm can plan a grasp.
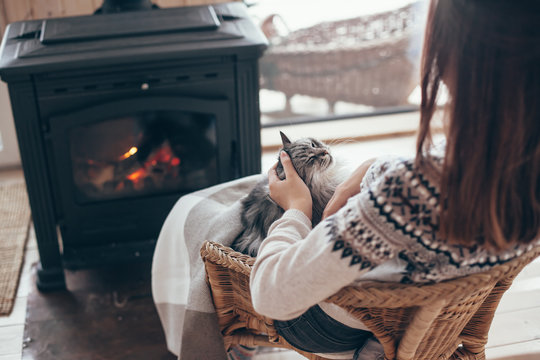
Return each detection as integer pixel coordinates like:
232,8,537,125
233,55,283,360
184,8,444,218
93,142,181,190
121,145,181,186
69,111,218,203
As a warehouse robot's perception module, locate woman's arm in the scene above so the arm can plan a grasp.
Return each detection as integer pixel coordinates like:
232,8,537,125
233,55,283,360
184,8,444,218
322,158,376,220
251,153,368,320
250,208,360,320
251,155,403,320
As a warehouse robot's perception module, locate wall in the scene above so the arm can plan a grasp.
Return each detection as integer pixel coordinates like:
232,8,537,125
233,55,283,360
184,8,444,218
0,0,240,168
0,81,19,168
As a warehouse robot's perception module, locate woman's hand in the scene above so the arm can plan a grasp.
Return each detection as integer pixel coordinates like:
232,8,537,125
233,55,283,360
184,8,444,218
268,151,313,220
322,158,376,220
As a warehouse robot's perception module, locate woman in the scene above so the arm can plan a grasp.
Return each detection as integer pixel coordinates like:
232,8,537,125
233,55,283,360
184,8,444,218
250,0,540,359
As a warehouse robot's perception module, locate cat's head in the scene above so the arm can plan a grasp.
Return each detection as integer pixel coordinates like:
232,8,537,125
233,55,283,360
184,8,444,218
276,131,333,182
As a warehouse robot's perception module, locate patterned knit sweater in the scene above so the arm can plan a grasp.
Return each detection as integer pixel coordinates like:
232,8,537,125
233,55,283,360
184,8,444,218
250,154,539,329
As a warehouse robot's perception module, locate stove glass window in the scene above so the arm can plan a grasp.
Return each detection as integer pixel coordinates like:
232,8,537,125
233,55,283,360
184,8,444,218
69,110,217,203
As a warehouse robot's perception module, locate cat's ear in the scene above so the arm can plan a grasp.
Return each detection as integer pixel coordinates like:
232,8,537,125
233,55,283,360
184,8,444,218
280,131,291,147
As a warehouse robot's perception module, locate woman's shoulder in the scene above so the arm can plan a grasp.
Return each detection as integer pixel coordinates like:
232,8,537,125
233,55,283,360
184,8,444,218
361,151,443,197
351,149,538,284
321,154,444,274
357,155,442,245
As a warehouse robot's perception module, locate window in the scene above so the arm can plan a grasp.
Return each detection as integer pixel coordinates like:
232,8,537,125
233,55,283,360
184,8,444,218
248,0,428,127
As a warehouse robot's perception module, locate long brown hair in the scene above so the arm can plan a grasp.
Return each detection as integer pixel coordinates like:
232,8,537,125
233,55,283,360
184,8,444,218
417,0,540,250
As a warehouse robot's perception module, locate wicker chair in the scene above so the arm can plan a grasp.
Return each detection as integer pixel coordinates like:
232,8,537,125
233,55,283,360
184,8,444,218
259,2,424,110
201,241,540,360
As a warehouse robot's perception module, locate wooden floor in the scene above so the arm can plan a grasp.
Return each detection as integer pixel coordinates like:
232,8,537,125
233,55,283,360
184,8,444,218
1,132,540,359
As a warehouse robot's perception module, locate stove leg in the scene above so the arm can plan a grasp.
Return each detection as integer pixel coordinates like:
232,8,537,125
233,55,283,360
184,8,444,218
33,213,66,292
7,82,67,292
36,262,66,292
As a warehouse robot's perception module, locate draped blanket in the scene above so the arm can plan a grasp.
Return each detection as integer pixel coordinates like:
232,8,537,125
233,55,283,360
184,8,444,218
151,175,261,360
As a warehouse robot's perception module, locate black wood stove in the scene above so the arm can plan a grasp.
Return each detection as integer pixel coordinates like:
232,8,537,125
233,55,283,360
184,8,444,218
0,1,267,291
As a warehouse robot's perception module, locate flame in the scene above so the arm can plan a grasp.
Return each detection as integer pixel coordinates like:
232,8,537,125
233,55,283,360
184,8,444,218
121,143,181,190
127,168,146,183
121,146,138,159
153,148,172,163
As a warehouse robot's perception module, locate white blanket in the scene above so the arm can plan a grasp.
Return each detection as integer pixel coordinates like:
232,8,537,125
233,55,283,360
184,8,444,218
151,175,261,359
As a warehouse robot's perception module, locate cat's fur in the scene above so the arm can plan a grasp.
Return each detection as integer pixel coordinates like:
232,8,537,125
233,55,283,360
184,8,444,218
231,132,345,256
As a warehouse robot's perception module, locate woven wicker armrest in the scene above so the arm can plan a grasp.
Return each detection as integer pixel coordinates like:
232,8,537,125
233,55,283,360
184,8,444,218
326,271,496,310
200,241,255,276
201,241,289,351
200,239,540,360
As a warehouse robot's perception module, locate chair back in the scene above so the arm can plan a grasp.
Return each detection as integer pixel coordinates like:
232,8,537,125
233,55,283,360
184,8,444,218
201,241,540,360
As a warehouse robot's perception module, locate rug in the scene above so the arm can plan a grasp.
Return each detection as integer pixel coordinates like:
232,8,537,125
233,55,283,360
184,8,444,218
0,180,31,315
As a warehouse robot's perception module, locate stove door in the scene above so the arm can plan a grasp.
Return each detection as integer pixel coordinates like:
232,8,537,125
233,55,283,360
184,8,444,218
48,96,234,257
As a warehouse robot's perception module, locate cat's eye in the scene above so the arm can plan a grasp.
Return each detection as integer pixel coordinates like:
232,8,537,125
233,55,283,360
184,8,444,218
311,141,316,147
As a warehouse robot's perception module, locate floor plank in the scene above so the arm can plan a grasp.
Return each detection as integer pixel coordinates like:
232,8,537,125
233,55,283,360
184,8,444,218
496,261,540,314
25,227,36,251
15,249,38,299
486,340,540,360
487,308,540,348
0,325,24,357
0,296,26,327
496,290,540,314
0,354,21,360
514,259,540,281
254,350,304,360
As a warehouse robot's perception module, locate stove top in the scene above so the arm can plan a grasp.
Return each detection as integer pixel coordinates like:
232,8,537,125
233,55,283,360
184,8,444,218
41,5,220,44
0,2,267,77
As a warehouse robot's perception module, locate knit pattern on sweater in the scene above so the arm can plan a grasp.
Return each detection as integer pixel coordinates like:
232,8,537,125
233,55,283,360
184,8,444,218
326,156,538,284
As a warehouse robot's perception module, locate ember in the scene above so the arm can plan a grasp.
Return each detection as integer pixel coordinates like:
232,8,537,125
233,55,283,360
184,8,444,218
126,168,146,183
75,140,182,200
123,142,182,190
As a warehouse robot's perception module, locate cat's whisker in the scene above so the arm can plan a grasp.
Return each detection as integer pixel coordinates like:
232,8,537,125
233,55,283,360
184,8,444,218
327,139,342,146
329,139,345,146
343,138,361,146
330,138,358,147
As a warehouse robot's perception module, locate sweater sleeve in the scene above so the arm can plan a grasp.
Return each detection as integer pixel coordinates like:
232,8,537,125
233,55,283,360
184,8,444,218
250,158,405,320
250,208,361,320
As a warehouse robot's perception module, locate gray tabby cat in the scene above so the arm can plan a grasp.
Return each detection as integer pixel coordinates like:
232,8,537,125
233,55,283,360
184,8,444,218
231,132,345,256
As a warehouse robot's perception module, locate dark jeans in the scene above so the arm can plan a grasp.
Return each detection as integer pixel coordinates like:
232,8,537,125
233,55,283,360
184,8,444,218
274,305,372,354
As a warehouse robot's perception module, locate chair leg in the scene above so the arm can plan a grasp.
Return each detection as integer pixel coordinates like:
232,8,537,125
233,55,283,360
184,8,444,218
459,333,488,360
449,346,486,360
